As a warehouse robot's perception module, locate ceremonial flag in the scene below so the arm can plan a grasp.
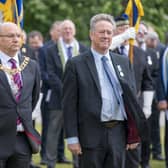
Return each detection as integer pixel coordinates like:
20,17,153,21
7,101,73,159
125,0,144,32
124,0,144,63
0,0,23,28
15,0,23,28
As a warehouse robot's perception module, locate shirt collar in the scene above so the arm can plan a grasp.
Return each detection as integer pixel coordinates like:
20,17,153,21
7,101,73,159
0,51,19,65
91,48,110,61
61,37,75,48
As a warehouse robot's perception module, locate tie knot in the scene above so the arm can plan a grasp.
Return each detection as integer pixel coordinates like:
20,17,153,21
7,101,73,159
9,58,17,68
101,56,108,62
67,46,72,50
120,46,125,55
9,58,16,64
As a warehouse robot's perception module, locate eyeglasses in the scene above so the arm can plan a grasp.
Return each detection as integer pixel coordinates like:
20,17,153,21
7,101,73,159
0,34,21,38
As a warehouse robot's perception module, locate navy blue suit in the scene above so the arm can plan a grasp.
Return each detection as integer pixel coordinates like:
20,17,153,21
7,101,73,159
45,42,87,168
157,46,168,168
38,40,54,162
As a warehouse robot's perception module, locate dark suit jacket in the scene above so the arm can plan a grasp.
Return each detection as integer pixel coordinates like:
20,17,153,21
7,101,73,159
0,55,40,158
157,47,168,101
113,46,153,95
38,40,55,94
145,48,159,96
46,42,87,110
62,50,148,148
20,43,35,58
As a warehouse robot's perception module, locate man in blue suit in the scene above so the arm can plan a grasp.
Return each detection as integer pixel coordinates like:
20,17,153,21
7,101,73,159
45,19,87,168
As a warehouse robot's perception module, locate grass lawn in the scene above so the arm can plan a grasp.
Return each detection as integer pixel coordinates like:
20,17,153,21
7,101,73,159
33,150,165,168
33,125,166,168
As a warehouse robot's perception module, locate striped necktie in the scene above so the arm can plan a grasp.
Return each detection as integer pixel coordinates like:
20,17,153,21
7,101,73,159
9,58,22,101
9,58,24,131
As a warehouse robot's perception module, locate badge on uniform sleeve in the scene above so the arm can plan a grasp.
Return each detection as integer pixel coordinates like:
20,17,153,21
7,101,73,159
21,47,26,54
117,65,124,77
147,56,152,65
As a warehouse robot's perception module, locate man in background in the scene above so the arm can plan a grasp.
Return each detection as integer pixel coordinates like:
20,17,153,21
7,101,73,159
111,15,154,168
45,19,87,168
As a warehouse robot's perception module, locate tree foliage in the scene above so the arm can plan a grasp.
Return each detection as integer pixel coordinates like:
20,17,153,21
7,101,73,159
24,0,168,43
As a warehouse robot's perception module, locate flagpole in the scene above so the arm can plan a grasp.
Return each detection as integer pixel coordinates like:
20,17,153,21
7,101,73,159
125,0,144,64
14,0,19,27
129,0,134,64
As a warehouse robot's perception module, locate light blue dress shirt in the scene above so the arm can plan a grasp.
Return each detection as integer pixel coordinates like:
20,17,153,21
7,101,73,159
91,49,126,121
66,49,127,145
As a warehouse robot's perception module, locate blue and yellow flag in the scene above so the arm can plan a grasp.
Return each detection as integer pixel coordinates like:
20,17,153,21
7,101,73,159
125,0,144,32
0,0,23,28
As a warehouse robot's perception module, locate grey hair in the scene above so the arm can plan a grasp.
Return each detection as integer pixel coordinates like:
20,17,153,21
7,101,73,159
0,22,19,33
50,21,62,32
90,13,116,31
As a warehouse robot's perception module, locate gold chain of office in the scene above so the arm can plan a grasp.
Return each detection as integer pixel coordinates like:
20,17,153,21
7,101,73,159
0,56,30,75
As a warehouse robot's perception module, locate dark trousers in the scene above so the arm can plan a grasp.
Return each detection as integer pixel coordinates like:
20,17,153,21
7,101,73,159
126,99,161,168
141,118,151,166
79,123,126,168
57,127,65,160
46,109,63,167
0,133,31,168
150,99,162,156
125,145,141,168
40,95,49,161
165,118,168,168
125,124,150,168
141,99,162,166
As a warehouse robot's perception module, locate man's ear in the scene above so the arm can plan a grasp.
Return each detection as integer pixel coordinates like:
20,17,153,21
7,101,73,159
89,30,93,41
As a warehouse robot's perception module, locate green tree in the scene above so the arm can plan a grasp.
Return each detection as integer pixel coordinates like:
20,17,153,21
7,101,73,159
24,0,168,43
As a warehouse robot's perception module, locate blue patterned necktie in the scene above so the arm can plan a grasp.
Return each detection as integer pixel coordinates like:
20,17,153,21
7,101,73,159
67,46,72,59
101,56,124,111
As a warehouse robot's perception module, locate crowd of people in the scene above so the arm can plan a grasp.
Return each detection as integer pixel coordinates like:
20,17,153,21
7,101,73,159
0,12,168,168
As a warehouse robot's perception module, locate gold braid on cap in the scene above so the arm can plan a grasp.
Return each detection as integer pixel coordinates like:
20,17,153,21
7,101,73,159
0,56,30,75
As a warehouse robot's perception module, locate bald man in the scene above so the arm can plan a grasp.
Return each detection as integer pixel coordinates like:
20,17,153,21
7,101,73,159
0,22,40,168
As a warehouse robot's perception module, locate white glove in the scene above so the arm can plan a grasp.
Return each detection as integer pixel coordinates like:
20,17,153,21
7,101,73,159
142,91,154,119
123,27,136,40
110,27,136,50
32,93,43,120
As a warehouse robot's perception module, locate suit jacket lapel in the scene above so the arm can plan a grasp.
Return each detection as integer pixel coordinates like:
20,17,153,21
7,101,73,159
18,55,26,101
55,45,63,70
0,68,13,96
0,60,16,101
110,52,123,80
85,51,101,95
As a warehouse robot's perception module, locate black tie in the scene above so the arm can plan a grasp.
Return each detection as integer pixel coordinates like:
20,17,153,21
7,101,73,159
120,45,125,55
67,46,72,59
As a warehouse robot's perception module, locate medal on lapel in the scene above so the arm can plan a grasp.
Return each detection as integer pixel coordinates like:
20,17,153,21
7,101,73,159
147,56,152,65
117,65,124,77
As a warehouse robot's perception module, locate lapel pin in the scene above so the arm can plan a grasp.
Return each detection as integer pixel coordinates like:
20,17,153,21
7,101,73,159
120,72,124,77
147,56,152,65
117,65,124,77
